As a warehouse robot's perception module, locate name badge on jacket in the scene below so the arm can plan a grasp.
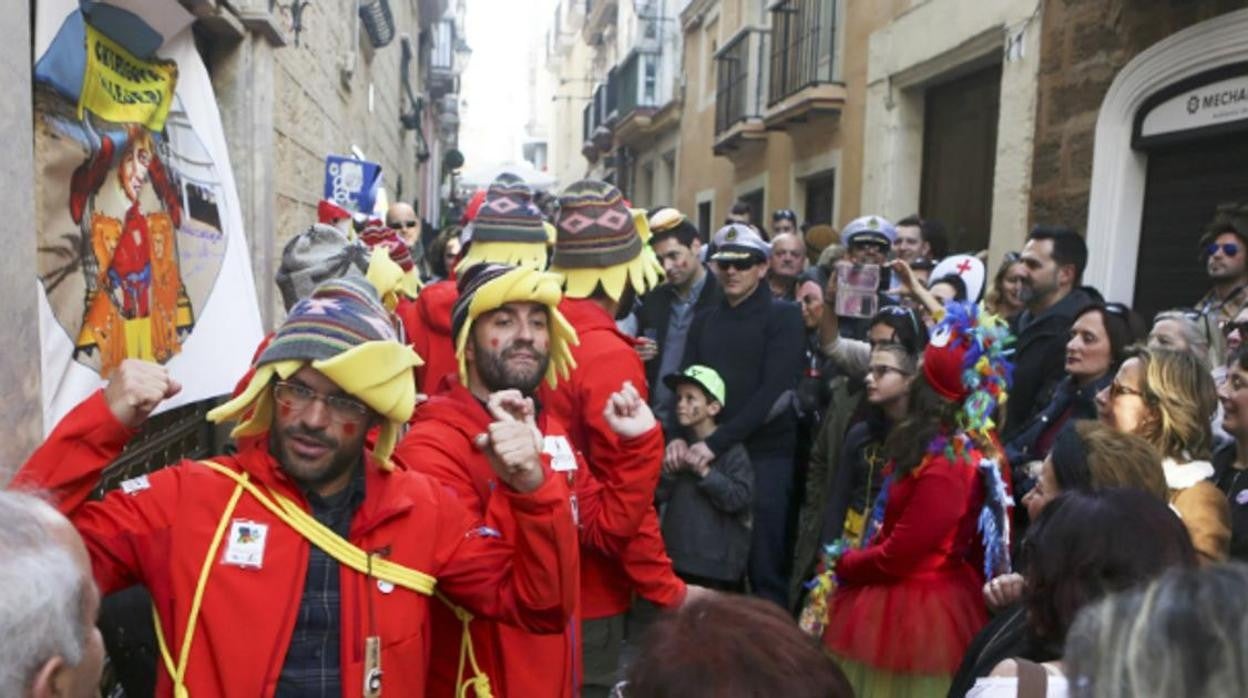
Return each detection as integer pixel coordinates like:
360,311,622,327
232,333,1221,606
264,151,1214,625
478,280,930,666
222,519,268,569
543,435,578,473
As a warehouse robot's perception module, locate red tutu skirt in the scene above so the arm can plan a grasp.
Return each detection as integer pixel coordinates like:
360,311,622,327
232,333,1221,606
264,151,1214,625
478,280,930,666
822,564,988,675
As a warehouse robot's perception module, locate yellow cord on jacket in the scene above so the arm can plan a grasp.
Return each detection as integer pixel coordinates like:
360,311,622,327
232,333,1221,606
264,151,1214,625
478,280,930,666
152,469,248,698
151,460,494,697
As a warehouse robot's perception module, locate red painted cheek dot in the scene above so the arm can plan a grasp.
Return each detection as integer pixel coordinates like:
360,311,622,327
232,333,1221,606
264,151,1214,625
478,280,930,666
342,422,358,436
279,404,292,418
490,338,500,348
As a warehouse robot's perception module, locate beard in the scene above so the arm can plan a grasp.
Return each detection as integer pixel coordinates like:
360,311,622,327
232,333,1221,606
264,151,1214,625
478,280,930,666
475,339,551,395
270,424,362,493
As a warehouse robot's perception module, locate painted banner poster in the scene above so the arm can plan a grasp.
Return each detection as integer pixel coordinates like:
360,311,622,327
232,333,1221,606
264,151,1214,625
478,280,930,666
34,1,263,429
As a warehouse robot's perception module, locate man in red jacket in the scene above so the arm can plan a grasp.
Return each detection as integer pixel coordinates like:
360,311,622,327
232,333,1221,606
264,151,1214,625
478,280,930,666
401,176,550,394
396,262,688,696
11,276,579,697
544,179,686,696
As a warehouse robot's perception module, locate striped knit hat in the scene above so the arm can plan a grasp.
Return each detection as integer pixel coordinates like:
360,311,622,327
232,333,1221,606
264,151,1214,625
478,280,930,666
207,276,423,468
451,263,578,388
457,177,549,273
550,179,663,301
359,224,422,309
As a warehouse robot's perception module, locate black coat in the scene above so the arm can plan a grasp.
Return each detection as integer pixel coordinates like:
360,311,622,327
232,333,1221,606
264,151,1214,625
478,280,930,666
1003,287,1100,441
681,282,806,457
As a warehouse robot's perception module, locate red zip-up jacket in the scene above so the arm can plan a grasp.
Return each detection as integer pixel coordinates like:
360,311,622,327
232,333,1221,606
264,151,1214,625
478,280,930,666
399,279,460,395
11,390,579,697
395,379,666,696
538,298,687,619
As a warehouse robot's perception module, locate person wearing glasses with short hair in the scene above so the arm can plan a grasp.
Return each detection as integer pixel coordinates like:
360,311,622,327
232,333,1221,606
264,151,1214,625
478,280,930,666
385,201,431,278
1195,217,1248,349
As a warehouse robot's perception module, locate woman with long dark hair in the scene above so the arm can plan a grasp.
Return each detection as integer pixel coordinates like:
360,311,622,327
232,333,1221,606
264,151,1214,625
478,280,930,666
807,303,1013,696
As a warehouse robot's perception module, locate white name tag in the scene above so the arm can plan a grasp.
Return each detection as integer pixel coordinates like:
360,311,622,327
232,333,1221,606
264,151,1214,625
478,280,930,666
222,519,268,569
120,475,150,495
543,436,578,472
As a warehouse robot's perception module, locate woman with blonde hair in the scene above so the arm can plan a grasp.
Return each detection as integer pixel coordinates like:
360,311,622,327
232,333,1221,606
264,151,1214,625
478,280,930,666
1095,346,1231,563
983,252,1026,326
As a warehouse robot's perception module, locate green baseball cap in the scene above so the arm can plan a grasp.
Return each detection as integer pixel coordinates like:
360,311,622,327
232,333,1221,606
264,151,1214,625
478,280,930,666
663,364,727,406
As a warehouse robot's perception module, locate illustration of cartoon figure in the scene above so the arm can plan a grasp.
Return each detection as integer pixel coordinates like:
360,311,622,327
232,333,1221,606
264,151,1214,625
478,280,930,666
70,124,193,374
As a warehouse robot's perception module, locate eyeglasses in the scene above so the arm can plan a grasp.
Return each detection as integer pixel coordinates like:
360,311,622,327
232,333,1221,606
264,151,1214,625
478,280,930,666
273,381,370,423
388,220,420,229
717,258,760,271
1206,242,1240,257
1107,381,1146,400
867,364,911,380
1225,321,1248,338
850,240,889,253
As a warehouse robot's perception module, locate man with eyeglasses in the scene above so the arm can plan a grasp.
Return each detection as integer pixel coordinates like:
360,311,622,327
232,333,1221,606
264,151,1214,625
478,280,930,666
673,223,805,607
12,276,580,696
1196,217,1248,365
386,200,431,278
833,215,898,341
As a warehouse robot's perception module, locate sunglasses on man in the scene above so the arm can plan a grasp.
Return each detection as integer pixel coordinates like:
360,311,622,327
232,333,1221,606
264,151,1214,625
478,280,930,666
718,257,762,271
1206,242,1240,258
388,219,420,229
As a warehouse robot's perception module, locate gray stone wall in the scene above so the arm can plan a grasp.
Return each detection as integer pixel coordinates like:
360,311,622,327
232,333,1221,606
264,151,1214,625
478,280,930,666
0,3,40,482
269,0,426,325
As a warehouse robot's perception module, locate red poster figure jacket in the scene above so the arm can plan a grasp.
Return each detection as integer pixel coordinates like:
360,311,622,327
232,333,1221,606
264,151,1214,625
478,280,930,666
538,297,687,619
12,390,579,698
396,378,666,697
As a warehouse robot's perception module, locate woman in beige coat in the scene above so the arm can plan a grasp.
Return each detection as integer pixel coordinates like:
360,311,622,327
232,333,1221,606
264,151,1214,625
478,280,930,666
1096,345,1230,563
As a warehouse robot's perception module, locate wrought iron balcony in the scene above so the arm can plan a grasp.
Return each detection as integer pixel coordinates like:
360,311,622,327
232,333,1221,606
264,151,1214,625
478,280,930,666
428,18,456,98
714,27,768,153
764,0,846,128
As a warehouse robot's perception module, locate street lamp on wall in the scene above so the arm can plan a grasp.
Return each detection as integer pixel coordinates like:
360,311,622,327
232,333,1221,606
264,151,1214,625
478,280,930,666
269,0,311,46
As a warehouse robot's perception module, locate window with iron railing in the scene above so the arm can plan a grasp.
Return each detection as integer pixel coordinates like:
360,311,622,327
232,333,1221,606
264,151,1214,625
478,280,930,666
605,66,620,122
768,0,837,105
715,29,763,134
617,51,661,117
593,83,606,126
431,18,455,73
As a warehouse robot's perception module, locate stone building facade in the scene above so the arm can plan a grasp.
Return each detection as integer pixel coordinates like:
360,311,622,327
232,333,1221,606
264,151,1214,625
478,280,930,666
1028,0,1248,316
1,0,467,479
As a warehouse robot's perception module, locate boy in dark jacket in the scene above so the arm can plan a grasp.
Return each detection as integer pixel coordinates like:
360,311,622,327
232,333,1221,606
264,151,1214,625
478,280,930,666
657,365,754,590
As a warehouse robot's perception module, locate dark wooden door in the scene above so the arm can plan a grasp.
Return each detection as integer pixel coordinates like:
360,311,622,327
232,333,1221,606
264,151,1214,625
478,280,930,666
804,170,836,225
920,63,1002,254
1134,133,1248,321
